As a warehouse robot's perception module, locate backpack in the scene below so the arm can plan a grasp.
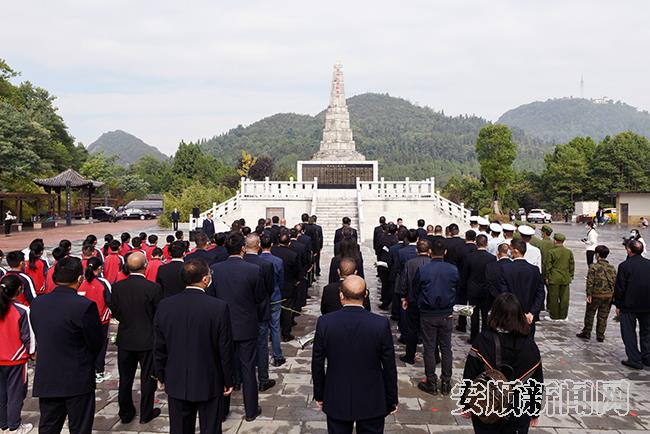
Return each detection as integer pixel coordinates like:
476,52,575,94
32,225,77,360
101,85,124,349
468,332,539,424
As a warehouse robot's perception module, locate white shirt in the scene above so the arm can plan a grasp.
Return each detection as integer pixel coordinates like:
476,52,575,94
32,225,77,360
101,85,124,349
585,229,598,251
524,243,542,273
487,236,502,255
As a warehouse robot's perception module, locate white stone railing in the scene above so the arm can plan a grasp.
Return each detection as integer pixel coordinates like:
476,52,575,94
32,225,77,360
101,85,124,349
240,177,317,199
358,177,437,199
191,192,241,230
358,177,470,223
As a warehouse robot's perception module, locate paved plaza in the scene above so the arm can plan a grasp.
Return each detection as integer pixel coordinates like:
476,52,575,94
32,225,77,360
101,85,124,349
8,222,650,433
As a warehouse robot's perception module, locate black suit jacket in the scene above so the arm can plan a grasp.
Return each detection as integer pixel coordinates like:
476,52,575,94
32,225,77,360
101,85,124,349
289,240,308,278
328,255,365,284
201,219,215,238
243,253,274,321
154,288,233,401
499,259,545,318
185,248,218,266
208,256,266,341
210,246,228,264
269,224,281,245
171,211,180,222
462,249,496,299
416,227,427,241
614,254,650,312
30,286,104,397
485,258,511,301
156,260,185,298
109,274,163,351
312,307,398,421
304,223,321,253
333,226,358,247
444,237,466,266
321,280,370,314
271,245,300,298
373,225,384,256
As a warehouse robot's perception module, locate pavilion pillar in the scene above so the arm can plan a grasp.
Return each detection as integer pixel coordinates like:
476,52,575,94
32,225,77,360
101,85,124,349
65,181,72,226
88,187,93,220
57,188,62,216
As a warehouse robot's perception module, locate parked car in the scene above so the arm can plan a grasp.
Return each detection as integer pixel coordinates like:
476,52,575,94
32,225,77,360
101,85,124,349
602,208,617,224
527,208,552,223
92,207,119,222
118,208,155,220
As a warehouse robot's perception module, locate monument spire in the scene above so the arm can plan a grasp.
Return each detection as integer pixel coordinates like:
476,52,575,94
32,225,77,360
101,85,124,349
313,62,365,161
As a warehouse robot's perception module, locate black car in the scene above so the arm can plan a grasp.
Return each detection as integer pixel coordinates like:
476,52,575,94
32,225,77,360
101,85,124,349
92,207,119,222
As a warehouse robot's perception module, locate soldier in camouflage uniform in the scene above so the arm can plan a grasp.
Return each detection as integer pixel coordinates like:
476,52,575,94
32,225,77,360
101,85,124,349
577,245,616,341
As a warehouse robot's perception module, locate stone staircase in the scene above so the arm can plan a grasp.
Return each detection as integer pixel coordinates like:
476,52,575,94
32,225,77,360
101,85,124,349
315,197,359,246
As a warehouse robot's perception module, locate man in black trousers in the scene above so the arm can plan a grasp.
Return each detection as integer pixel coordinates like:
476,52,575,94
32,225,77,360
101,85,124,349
271,232,301,341
156,241,186,298
462,234,496,343
312,275,398,433
109,252,163,424
30,256,104,434
242,233,277,392
209,232,265,421
154,259,234,434
614,239,650,369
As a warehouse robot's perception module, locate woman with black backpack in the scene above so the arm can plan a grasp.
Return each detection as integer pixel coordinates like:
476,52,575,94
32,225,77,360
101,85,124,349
461,292,544,433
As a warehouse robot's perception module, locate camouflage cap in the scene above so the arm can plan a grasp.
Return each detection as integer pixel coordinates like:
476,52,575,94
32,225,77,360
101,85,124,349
541,225,553,234
553,233,566,241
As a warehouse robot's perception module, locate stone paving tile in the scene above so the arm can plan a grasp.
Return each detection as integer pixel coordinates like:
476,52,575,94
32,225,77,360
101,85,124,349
14,223,650,432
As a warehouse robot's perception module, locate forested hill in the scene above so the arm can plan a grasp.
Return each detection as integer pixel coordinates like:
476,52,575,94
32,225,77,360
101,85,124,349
200,93,549,183
498,98,650,144
88,130,168,165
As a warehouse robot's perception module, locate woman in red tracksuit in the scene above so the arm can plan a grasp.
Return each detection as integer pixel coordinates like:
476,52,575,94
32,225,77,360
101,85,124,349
25,239,48,295
78,257,113,383
0,274,35,434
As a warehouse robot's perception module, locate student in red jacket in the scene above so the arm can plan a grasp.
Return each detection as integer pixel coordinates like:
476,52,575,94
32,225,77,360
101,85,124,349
145,235,158,261
25,239,48,295
78,257,113,383
85,234,104,261
104,240,124,284
0,273,35,434
119,233,132,257
145,248,164,282
44,247,67,294
161,235,174,262
81,244,95,271
3,252,36,307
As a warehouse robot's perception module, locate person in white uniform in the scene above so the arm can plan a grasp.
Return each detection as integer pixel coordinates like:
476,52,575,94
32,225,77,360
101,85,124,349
519,225,542,273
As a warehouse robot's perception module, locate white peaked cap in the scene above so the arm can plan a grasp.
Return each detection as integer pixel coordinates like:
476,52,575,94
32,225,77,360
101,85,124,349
477,217,490,226
502,223,516,232
489,223,502,233
518,225,535,236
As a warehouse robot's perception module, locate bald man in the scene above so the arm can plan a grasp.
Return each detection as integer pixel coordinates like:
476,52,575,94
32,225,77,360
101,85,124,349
109,251,163,424
312,275,398,433
321,258,370,315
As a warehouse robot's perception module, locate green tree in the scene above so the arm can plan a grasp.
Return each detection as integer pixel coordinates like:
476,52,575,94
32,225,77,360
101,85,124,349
541,137,595,211
441,175,490,211
172,141,204,179
129,155,173,193
248,155,274,180
160,183,235,228
117,174,150,201
475,124,517,214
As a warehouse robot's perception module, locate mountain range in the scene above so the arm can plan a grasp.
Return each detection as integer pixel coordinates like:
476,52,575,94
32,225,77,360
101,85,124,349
87,129,167,165
88,95,650,182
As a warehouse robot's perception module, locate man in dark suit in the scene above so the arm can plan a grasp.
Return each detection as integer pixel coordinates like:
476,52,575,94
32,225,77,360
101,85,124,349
333,216,358,248
312,275,398,433
321,258,370,314
31,257,104,434
156,241,186,298
614,239,650,369
269,216,282,245
387,227,409,320
377,223,398,310
243,234,277,392
484,243,511,305
210,232,229,263
394,229,419,340
209,232,265,421
454,230,477,333
202,212,216,239
289,228,309,310
294,223,314,285
310,215,324,276
109,252,163,424
334,226,357,257
154,259,234,434
443,223,465,266
272,233,300,341
416,219,427,241
398,239,432,365
373,216,386,260
185,232,218,265
259,235,286,366
171,208,180,231
426,225,445,249
462,234,496,343
499,239,545,334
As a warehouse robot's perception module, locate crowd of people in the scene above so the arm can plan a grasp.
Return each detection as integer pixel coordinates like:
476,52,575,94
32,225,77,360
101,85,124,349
0,212,648,434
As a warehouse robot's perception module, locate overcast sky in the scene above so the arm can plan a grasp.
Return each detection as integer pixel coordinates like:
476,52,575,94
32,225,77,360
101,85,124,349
3,0,649,155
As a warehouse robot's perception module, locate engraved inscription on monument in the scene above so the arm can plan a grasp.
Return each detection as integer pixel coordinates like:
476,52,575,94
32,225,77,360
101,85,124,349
302,163,374,189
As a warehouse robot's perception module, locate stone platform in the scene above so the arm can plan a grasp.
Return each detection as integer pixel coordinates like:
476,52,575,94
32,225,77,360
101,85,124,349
14,223,650,433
